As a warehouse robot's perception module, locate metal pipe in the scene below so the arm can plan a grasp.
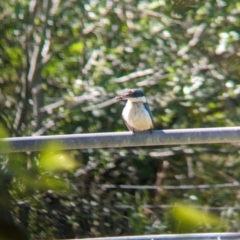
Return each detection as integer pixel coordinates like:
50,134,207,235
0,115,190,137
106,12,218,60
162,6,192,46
75,232,240,240
1,126,240,152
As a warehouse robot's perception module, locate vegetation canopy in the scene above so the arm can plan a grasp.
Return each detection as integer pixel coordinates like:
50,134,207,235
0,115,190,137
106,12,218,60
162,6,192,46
1,0,240,238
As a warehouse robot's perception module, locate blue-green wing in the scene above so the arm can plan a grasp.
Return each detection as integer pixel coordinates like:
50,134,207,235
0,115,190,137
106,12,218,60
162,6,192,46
143,103,154,125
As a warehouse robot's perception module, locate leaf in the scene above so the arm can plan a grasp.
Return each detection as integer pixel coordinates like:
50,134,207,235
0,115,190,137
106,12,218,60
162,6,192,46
39,143,79,172
170,202,220,232
68,41,84,54
0,124,9,152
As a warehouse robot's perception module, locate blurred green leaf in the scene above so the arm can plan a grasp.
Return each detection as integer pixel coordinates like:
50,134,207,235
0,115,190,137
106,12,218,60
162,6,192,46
39,143,79,172
170,202,220,232
0,124,9,138
37,175,70,191
69,41,84,54
0,124,9,152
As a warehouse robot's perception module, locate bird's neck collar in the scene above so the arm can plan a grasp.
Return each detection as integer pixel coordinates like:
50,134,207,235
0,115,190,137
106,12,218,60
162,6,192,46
127,96,146,103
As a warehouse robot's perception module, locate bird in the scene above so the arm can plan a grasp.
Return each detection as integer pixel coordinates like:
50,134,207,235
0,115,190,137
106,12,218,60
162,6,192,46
115,89,154,133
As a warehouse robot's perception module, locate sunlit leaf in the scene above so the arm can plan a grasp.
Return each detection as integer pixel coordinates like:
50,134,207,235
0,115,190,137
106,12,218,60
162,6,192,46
39,143,79,172
37,175,70,191
0,124,9,152
0,124,9,138
69,41,84,54
170,202,220,232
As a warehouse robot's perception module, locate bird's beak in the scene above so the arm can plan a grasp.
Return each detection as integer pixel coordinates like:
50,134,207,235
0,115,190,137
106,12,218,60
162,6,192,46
115,95,124,100
115,91,134,100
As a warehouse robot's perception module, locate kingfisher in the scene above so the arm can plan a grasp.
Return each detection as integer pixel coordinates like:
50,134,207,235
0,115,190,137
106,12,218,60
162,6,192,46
115,89,154,133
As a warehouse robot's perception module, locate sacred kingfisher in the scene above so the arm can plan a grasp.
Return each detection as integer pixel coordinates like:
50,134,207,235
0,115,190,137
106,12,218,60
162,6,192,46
116,89,154,133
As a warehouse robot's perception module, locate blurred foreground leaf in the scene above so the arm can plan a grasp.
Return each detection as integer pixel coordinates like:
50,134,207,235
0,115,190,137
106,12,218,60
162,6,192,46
0,124,8,138
39,143,79,172
0,124,9,152
9,143,78,198
37,175,70,192
170,202,220,232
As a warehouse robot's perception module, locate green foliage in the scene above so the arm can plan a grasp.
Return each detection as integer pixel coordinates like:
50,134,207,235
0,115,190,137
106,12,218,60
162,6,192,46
1,0,240,238
170,202,221,233
39,143,79,172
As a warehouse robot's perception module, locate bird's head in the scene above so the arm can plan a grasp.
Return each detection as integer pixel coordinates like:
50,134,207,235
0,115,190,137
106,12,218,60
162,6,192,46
115,89,146,103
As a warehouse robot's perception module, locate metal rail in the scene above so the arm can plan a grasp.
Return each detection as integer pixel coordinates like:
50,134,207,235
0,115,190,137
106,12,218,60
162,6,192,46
75,232,240,240
1,127,240,152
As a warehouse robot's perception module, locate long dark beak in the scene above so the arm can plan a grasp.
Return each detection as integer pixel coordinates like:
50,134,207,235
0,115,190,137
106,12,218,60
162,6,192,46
115,95,126,100
115,91,134,100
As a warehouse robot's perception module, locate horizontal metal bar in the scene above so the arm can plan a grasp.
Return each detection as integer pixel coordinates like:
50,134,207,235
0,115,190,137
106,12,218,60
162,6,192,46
113,203,240,211
1,127,240,153
76,232,240,240
88,182,240,190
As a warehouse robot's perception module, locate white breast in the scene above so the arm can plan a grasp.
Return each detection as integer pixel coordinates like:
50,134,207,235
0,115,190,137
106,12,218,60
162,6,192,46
122,101,153,131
